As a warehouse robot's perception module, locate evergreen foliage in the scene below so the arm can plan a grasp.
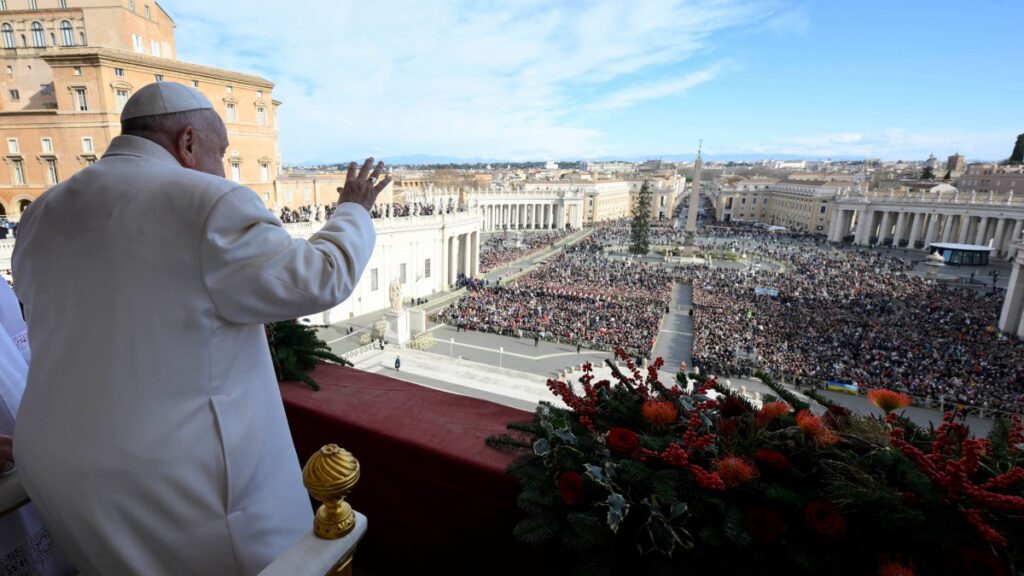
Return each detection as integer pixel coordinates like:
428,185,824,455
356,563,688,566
629,181,652,255
921,166,935,180
1010,133,1024,164
265,320,351,391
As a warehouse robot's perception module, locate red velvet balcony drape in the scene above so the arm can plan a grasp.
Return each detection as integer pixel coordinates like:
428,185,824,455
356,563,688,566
281,364,555,575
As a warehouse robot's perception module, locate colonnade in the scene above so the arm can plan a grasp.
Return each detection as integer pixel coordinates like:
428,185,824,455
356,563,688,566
829,207,1024,260
480,203,566,231
444,230,479,286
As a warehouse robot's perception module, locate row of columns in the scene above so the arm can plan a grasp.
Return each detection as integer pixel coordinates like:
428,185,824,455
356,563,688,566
445,231,480,286
830,208,1024,259
481,203,565,231
1000,244,1024,339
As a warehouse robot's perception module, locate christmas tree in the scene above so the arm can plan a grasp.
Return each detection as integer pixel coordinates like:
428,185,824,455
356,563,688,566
630,181,652,255
265,320,351,391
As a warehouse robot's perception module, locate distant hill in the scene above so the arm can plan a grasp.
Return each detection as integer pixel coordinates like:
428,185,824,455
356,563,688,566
374,152,869,167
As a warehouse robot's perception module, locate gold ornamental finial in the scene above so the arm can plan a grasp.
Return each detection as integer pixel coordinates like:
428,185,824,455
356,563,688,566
302,444,360,539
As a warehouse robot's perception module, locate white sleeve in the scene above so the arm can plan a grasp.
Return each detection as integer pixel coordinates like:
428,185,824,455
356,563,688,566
201,187,376,325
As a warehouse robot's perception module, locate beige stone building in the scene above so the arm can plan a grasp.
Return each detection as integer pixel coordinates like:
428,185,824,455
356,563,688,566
626,175,684,222
1,0,281,218
712,178,847,233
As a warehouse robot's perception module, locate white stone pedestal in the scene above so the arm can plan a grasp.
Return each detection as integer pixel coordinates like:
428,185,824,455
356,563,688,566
384,309,411,346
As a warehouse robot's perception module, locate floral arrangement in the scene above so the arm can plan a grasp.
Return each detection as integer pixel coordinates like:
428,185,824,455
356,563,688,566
488,350,1024,576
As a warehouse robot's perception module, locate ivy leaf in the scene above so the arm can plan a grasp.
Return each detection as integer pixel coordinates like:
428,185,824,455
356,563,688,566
670,501,687,520
678,396,694,412
554,429,578,445
606,493,630,534
585,463,609,487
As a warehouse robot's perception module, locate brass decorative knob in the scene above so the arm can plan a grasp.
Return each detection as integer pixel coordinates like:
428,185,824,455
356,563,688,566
302,444,360,539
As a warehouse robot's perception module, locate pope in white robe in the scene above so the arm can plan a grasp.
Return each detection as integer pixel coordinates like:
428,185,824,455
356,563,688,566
11,82,384,575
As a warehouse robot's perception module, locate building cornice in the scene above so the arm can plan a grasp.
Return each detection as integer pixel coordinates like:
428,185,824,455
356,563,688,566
40,48,274,89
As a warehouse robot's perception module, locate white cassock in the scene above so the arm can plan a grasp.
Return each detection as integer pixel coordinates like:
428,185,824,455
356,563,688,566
12,135,376,575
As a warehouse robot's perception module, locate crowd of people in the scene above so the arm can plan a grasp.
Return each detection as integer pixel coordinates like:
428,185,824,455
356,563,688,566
688,225,1024,414
277,204,335,223
479,231,568,272
438,217,1024,414
435,233,673,354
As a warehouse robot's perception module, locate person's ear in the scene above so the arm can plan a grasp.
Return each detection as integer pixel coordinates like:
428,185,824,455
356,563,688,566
176,126,198,168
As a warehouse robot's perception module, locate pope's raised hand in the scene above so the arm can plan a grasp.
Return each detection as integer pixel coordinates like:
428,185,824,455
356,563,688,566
338,157,391,211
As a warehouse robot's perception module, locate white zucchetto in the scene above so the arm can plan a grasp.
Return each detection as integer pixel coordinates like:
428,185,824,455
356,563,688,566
120,82,215,121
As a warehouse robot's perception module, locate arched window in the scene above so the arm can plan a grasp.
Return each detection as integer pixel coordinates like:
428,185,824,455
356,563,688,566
60,21,73,46
31,21,43,47
18,199,31,214
1,24,13,49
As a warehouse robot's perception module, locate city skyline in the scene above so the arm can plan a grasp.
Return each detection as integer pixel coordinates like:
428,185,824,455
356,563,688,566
163,0,1022,164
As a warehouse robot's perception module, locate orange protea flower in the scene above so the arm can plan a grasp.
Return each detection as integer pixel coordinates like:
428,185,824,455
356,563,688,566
716,456,759,488
878,563,916,576
868,389,913,415
641,400,678,428
796,410,839,446
754,401,791,427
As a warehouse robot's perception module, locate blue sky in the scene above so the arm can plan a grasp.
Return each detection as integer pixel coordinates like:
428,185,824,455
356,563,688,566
162,0,1023,163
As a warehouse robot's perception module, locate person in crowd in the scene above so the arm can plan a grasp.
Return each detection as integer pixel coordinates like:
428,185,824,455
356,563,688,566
11,82,389,575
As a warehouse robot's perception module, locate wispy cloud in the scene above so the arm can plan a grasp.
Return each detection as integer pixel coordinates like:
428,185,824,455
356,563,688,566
585,63,724,111
160,0,787,162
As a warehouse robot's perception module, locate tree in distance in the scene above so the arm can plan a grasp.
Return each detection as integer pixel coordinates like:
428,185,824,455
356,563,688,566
630,181,652,255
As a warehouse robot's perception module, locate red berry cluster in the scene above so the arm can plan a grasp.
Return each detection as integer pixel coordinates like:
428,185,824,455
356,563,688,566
888,413,1024,547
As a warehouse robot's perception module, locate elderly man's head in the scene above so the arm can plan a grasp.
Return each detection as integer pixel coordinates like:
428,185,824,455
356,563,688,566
119,82,229,177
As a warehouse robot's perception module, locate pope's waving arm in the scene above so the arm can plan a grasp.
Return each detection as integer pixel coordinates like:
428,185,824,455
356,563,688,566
201,158,391,325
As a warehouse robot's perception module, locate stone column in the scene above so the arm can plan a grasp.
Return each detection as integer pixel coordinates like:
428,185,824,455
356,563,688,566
555,204,565,229
940,214,954,243
992,218,1007,255
893,212,908,247
923,213,940,246
544,204,551,229
853,210,871,245
1000,252,1024,333
1008,220,1024,259
908,212,923,249
878,211,894,245
974,216,990,246
462,233,472,278
955,215,970,244
448,235,457,287
471,231,480,276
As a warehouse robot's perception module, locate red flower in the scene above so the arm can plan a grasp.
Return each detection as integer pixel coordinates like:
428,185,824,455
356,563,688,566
754,401,791,426
641,400,678,428
557,471,585,506
719,395,749,418
746,506,785,545
878,563,915,576
803,500,846,539
796,410,839,446
606,427,640,456
752,448,792,471
716,456,758,487
868,389,913,415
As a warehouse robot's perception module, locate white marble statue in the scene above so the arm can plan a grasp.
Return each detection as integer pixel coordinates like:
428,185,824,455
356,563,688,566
389,279,403,312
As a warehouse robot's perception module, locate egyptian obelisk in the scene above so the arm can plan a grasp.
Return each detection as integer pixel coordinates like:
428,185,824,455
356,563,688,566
682,141,703,255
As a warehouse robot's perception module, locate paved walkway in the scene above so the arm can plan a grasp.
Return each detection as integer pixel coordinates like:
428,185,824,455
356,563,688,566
651,282,694,371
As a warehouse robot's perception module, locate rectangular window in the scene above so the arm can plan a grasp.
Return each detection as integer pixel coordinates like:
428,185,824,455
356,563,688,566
370,268,379,291
8,89,18,101
85,157,95,166
41,137,53,153
45,158,59,184
192,79,199,87
114,67,125,77
144,4,151,18
12,159,24,185
129,0,135,10
6,138,18,153
150,40,160,56
132,34,143,53
30,0,37,8
284,189,293,202
819,205,827,214
256,106,266,126
230,162,240,182
399,263,407,284
256,90,263,99
225,85,232,93
0,1,6,10
260,162,269,182
74,87,87,111
424,258,431,278
115,89,129,111
60,0,67,7
72,66,82,75
154,74,163,81
82,137,93,153
226,103,236,122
